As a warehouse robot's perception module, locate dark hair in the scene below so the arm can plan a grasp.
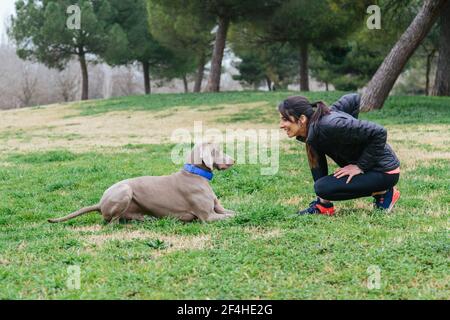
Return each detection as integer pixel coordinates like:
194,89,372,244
278,96,331,168
278,96,330,126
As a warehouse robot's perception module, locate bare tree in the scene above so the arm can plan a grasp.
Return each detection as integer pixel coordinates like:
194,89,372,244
88,63,106,100
0,44,79,108
56,61,80,102
0,41,243,109
18,64,39,107
112,66,139,96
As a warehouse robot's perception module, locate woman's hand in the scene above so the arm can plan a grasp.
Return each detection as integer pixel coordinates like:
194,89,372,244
334,164,363,184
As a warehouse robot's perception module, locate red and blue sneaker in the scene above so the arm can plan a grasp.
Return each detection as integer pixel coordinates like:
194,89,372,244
297,198,335,216
373,187,400,212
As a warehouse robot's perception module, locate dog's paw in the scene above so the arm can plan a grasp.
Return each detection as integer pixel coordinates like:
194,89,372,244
225,211,236,218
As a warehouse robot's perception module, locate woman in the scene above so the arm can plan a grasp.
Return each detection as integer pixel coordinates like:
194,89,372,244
279,93,400,215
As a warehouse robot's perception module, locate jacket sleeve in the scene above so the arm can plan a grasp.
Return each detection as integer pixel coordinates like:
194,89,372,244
330,93,361,119
306,143,328,181
323,117,387,172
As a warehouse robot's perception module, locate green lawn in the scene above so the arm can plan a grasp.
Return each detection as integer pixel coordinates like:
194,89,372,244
0,91,449,299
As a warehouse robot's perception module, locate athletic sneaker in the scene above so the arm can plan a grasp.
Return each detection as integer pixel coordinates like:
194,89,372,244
373,187,400,212
297,198,335,216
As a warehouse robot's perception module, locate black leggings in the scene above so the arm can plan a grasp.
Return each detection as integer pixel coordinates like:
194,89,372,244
314,171,400,201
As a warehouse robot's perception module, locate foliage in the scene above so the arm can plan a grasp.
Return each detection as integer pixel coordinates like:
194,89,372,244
147,0,214,58
146,0,214,81
230,23,299,90
8,0,111,68
256,0,370,47
236,46,299,90
311,30,388,91
103,0,174,75
310,0,441,91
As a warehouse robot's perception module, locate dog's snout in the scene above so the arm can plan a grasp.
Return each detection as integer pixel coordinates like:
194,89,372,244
214,153,234,170
224,154,235,166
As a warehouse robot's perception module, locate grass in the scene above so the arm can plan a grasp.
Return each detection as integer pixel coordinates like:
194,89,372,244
70,91,450,125
0,91,449,299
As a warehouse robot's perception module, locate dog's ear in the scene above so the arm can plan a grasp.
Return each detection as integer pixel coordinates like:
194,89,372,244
210,143,224,164
185,146,196,164
200,144,214,170
186,143,204,165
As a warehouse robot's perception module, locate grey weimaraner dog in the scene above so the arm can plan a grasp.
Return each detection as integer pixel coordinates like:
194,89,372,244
48,143,236,223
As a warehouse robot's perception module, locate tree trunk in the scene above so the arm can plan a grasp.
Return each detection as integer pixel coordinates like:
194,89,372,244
182,74,189,93
266,77,272,91
425,50,436,95
79,52,89,100
299,43,310,92
142,61,151,94
206,16,230,92
360,0,449,111
194,51,206,93
433,1,450,96
325,81,329,92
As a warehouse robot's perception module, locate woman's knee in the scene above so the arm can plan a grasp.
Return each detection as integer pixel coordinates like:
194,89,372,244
314,178,335,199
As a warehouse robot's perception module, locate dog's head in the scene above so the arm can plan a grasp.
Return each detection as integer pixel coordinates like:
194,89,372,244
186,142,234,171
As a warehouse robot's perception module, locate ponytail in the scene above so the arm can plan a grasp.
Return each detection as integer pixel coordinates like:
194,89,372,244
278,96,330,125
309,100,330,124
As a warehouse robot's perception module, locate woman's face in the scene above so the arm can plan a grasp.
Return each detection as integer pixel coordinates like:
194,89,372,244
279,114,308,138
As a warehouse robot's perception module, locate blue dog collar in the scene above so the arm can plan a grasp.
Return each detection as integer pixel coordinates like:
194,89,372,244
183,164,213,181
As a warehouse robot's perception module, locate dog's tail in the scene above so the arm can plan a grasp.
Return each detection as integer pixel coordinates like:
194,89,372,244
48,204,101,223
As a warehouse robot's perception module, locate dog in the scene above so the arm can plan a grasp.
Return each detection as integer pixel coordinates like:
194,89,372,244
48,142,236,223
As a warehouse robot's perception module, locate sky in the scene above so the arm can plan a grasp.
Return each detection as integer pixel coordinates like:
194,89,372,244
0,0,16,39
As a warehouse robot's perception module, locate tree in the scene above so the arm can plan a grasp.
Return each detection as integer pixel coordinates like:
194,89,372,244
152,52,198,93
203,0,283,92
230,25,299,90
103,0,173,94
361,0,449,111
153,0,282,92
309,52,334,91
382,0,441,96
311,24,403,92
56,61,80,102
433,1,450,96
18,63,38,106
8,0,113,100
263,45,300,90
232,53,266,89
307,0,438,92
260,0,369,91
147,0,214,92
111,66,139,96
417,24,440,95
375,0,441,95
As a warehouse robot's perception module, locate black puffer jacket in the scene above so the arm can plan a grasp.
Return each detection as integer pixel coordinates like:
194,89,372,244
297,93,400,181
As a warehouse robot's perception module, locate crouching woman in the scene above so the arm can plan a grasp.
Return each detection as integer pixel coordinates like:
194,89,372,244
279,93,400,215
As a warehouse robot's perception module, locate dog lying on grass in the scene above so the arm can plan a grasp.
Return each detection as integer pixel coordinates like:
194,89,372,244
48,143,236,223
